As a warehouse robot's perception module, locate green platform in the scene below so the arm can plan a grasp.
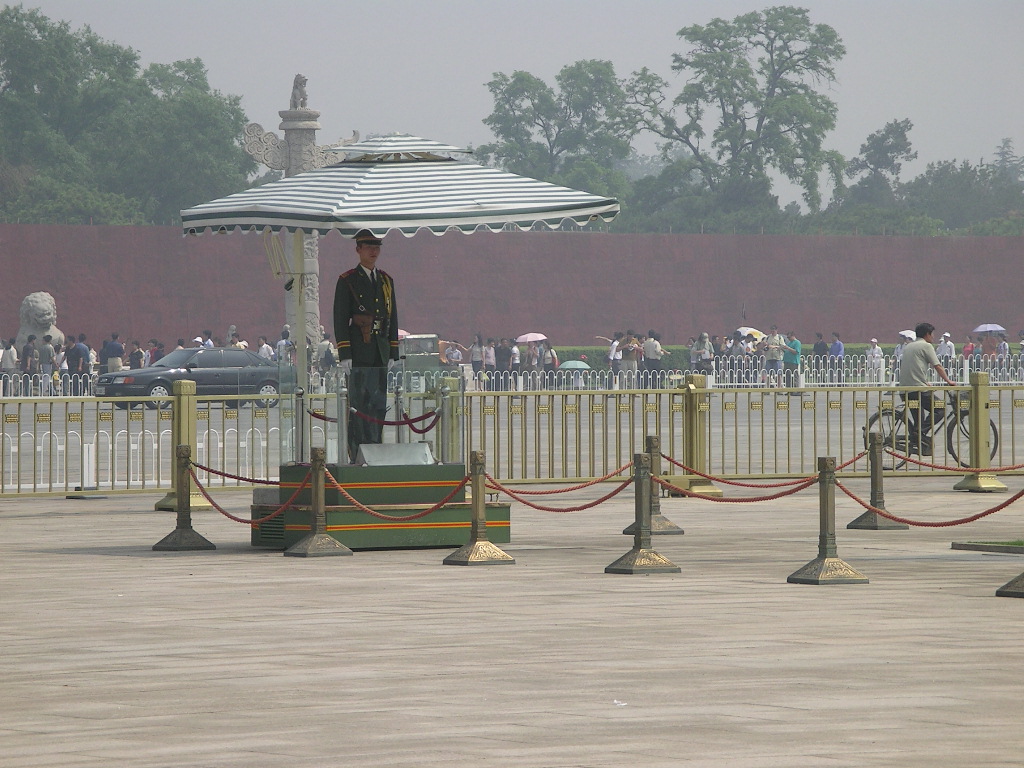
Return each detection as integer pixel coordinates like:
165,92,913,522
250,501,510,550
254,462,509,550
278,462,467,507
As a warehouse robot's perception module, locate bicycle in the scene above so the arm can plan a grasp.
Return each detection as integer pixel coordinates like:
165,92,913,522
863,389,999,470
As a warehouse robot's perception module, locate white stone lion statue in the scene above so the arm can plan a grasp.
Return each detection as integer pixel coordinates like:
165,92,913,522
16,291,64,350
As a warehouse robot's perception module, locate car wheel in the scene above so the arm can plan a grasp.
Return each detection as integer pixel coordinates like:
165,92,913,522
255,381,279,408
146,382,172,410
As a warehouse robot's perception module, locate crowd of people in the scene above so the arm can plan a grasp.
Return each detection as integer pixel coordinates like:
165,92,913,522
4,318,1022,398
441,335,561,389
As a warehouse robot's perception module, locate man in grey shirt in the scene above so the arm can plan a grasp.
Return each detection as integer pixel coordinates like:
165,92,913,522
899,322,956,454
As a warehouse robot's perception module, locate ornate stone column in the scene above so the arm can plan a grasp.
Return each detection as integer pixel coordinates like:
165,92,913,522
242,76,358,386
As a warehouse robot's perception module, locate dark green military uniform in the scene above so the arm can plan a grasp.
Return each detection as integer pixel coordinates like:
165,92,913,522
333,257,399,461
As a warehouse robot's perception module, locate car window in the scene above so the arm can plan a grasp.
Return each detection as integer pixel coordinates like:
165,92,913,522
222,349,253,368
195,350,223,368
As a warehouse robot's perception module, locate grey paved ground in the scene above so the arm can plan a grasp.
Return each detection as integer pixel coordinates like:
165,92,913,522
2,477,1023,767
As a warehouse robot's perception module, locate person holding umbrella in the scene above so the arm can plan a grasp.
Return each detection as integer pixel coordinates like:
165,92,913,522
333,229,399,462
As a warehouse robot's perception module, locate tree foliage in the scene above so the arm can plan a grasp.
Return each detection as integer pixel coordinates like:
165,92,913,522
0,6,254,225
479,60,634,182
623,6,846,212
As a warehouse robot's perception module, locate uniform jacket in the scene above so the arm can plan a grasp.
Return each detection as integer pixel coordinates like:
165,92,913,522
333,266,399,366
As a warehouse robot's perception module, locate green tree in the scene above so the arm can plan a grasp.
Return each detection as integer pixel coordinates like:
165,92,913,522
624,6,846,213
0,6,254,225
842,118,917,206
480,60,634,182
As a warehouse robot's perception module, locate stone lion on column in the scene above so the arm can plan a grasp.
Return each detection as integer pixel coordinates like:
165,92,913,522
16,291,64,349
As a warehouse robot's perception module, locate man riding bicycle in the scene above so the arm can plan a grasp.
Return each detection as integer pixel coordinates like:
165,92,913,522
899,322,956,454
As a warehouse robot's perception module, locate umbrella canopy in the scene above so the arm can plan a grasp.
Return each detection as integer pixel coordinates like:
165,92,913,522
559,360,591,370
736,326,765,341
516,332,547,343
181,134,619,237
973,323,1006,334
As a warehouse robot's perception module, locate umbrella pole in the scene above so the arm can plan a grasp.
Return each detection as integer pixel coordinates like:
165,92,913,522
293,229,309,398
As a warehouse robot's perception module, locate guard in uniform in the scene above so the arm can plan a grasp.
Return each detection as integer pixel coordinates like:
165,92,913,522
333,230,399,461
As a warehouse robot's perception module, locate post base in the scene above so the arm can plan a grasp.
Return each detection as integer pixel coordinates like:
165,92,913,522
443,540,516,566
154,491,212,512
787,557,868,585
283,533,353,557
846,509,908,530
663,475,723,498
153,527,216,551
953,473,1008,493
605,547,681,574
995,571,1024,598
623,513,684,535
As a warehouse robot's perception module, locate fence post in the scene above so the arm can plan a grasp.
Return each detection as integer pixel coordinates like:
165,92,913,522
154,380,208,511
294,387,308,464
847,432,908,530
153,445,216,551
788,457,868,585
953,371,1007,492
605,453,681,574
623,435,683,535
444,450,515,565
679,374,722,497
284,446,352,557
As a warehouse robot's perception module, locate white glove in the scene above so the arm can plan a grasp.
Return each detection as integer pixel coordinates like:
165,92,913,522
339,359,352,376
388,359,399,372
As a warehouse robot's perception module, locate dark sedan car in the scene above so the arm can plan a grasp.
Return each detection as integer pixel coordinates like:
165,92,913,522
94,347,282,408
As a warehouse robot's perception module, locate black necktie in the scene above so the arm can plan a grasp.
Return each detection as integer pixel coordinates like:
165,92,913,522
369,270,376,289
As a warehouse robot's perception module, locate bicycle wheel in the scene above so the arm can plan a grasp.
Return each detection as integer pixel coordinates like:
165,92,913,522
864,410,908,470
946,411,1000,468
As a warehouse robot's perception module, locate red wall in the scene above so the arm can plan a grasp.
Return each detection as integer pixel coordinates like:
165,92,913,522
1,223,1021,348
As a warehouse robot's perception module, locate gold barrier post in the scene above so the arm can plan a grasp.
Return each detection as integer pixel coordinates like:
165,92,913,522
847,432,908,530
605,453,681,574
444,450,515,565
666,374,722,497
284,447,353,557
623,435,683,535
788,457,868,585
954,372,1007,492
154,380,209,511
153,445,216,551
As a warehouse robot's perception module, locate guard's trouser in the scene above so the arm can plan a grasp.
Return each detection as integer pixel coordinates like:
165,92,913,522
347,365,388,462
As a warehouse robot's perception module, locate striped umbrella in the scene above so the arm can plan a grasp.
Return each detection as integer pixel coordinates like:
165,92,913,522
181,134,619,237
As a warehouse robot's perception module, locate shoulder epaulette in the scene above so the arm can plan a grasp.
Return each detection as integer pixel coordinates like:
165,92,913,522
339,268,356,278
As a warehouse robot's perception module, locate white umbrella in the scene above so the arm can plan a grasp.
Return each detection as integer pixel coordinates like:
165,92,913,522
181,134,619,237
516,332,547,343
972,323,1006,334
736,326,765,341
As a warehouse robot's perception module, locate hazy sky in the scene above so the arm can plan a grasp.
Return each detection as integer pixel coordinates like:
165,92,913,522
21,0,1024,204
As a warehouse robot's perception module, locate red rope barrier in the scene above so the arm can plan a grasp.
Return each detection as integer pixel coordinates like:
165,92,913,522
485,474,633,512
834,478,1024,528
660,453,820,488
190,461,282,486
652,474,817,502
189,467,311,527
308,407,439,432
325,469,469,521
487,462,633,496
350,408,438,427
884,449,1024,474
404,411,441,434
